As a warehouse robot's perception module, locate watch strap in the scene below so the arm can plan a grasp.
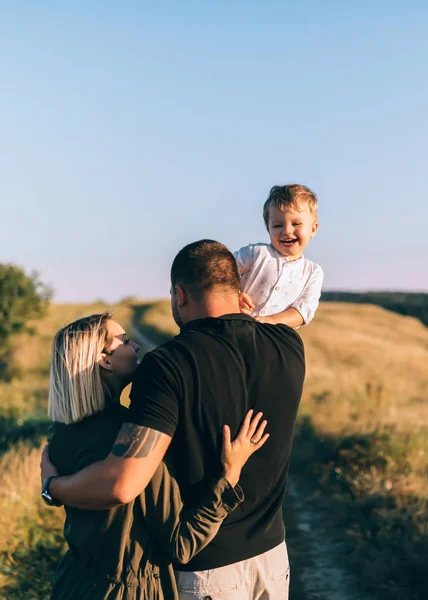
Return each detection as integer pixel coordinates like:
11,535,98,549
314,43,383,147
41,475,61,506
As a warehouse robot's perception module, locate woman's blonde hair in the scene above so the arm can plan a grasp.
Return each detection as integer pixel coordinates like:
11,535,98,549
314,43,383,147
48,312,113,424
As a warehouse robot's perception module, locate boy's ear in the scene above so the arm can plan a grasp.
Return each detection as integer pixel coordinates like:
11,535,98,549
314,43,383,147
310,220,319,238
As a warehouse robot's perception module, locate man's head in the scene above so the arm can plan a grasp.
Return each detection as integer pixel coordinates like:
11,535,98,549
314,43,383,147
170,240,241,327
263,184,319,260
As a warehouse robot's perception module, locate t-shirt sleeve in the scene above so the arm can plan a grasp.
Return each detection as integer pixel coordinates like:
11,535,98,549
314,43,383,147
127,349,181,438
233,245,255,277
292,264,324,325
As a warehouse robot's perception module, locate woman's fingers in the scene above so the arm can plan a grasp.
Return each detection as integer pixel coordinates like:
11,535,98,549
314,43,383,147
247,411,264,439
239,409,254,437
222,424,232,454
250,419,268,444
252,433,270,451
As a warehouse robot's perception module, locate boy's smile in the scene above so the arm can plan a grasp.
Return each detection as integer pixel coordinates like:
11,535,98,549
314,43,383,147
267,203,318,260
279,238,299,248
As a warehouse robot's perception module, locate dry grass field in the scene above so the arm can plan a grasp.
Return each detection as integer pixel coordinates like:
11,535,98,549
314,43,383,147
299,303,428,482
0,299,426,598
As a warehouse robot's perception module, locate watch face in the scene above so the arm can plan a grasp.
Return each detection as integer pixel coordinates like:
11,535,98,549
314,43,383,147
41,488,54,506
41,476,60,507
41,491,52,506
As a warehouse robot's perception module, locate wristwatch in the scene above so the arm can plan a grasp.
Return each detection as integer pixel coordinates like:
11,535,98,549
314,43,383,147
41,476,61,506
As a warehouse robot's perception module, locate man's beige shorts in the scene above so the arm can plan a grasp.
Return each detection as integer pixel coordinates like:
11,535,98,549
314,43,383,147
175,541,290,599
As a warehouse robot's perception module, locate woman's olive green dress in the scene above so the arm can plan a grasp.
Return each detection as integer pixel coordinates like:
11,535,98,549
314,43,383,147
48,403,243,600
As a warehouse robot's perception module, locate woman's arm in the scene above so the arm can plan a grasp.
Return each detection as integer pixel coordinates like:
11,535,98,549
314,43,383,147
143,410,268,564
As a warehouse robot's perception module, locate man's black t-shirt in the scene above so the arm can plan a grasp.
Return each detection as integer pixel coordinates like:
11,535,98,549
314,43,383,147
128,314,305,570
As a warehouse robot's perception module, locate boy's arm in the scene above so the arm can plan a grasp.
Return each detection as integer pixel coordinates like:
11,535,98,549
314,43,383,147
256,265,324,327
256,307,304,327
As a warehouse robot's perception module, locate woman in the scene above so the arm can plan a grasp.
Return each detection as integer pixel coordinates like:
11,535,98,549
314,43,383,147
43,312,268,599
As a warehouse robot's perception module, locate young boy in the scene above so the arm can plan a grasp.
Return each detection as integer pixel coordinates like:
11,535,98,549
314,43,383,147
234,184,323,328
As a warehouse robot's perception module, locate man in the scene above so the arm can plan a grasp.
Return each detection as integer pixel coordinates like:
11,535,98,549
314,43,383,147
41,240,305,599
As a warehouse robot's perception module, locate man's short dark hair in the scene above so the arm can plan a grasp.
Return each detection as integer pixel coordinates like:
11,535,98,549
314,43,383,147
171,240,240,299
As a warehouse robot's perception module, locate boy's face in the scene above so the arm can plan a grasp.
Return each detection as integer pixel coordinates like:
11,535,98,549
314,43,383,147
267,202,318,260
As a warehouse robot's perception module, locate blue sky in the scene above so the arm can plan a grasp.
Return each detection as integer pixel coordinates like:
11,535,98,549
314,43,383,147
1,1,427,302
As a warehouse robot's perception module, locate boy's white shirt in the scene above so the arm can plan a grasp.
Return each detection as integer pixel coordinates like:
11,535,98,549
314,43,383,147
233,243,324,325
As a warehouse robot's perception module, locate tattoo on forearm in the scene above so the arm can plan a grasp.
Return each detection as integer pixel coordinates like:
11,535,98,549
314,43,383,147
111,424,162,458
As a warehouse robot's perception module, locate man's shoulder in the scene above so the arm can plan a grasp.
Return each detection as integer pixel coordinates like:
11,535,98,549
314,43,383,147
142,337,184,365
261,321,304,345
142,329,204,365
143,317,304,364
254,323,305,367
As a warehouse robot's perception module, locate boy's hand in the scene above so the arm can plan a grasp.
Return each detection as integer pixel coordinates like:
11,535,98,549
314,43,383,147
221,410,269,487
239,292,254,315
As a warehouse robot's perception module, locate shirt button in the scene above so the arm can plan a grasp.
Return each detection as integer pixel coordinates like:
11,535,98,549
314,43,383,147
261,310,265,315
275,286,280,290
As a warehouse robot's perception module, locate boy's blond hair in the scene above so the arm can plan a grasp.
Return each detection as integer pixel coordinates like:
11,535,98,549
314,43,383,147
48,312,113,424
263,184,318,229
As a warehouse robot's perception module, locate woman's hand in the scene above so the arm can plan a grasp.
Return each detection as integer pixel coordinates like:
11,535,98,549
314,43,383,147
40,444,59,486
221,410,269,487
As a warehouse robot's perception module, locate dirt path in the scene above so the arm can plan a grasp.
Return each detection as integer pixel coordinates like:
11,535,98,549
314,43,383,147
284,475,371,600
132,323,371,600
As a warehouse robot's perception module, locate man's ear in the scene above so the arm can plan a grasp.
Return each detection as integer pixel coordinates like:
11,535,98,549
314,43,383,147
175,284,188,307
99,352,112,372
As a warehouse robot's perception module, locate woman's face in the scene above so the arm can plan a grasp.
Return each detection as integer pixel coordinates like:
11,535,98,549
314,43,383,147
101,320,140,386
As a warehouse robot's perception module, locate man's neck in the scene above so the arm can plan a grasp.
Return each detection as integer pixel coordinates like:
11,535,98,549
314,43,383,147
186,293,241,322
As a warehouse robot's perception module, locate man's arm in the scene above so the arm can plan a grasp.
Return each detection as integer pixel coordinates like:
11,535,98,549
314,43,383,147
45,425,171,510
42,348,181,510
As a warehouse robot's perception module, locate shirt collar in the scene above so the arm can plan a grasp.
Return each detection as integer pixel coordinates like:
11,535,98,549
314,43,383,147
269,244,304,263
181,313,255,333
